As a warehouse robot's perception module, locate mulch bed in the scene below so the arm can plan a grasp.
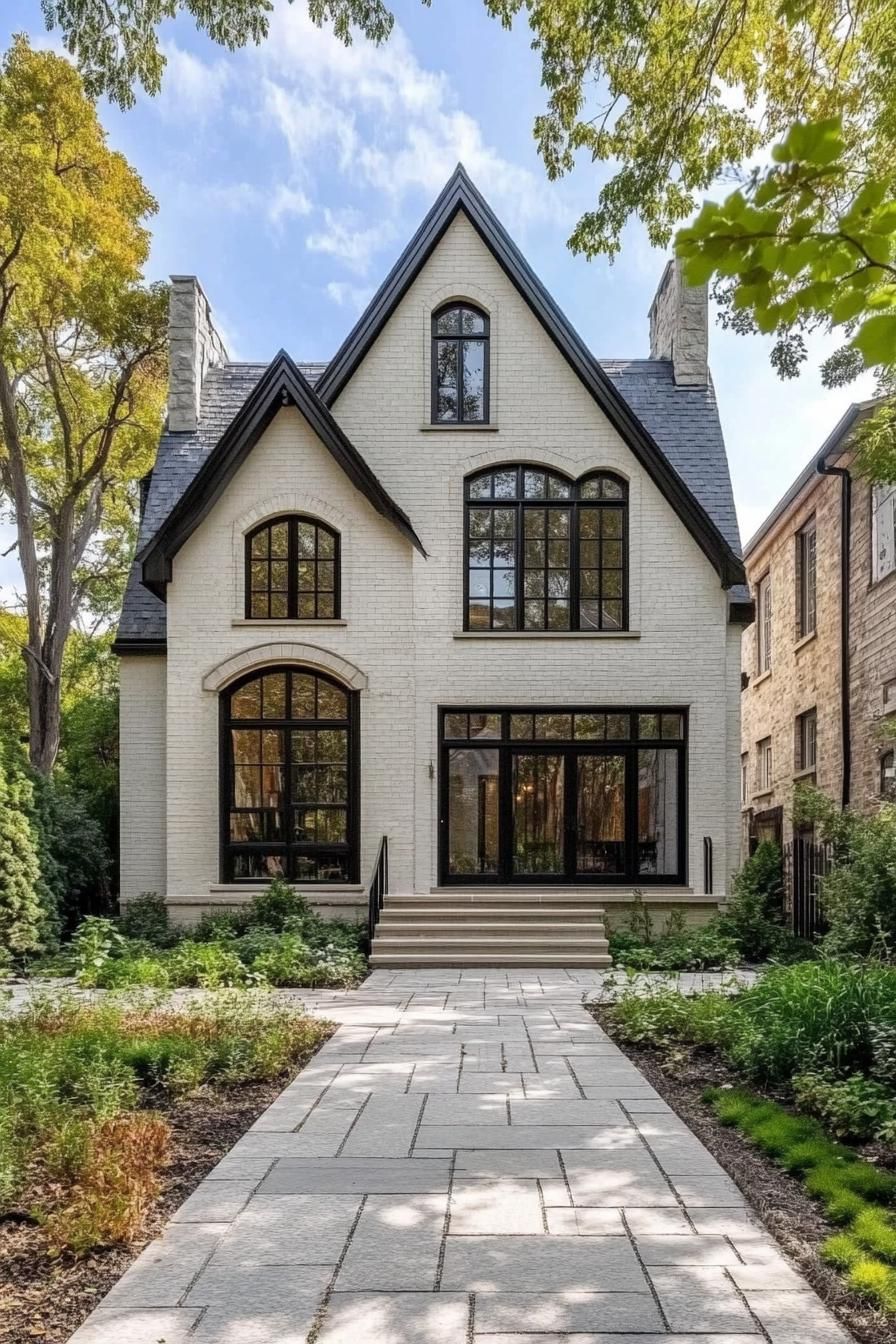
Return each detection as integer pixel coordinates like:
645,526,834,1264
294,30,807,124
0,1049,333,1344
593,1006,896,1344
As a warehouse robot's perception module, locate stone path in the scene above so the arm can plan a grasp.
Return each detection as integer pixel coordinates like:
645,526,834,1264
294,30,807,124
67,968,850,1344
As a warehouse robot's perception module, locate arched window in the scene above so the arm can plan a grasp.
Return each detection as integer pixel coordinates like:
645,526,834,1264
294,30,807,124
464,466,628,632
432,302,489,424
245,515,339,620
222,667,357,882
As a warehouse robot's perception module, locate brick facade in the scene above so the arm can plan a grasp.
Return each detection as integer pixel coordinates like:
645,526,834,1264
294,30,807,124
119,212,744,922
741,412,896,852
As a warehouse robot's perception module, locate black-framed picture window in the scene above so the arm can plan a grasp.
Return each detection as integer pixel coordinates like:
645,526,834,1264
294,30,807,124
221,667,358,883
439,706,686,885
246,515,340,620
432,303,489,423
464,466,628,631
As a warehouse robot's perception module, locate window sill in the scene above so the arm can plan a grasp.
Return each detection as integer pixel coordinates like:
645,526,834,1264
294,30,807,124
752,669,772,688
794,630,817,653
752,787,774,801
420,423,499,432
453,629,641,640
231,619,347,628
793,767,817,782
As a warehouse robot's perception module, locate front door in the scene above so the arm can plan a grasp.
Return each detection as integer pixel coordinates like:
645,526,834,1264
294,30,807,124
440,707,686,886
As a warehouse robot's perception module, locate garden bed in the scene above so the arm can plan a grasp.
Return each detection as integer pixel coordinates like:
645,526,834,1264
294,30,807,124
0,996,333,1344
593,1004,896,1344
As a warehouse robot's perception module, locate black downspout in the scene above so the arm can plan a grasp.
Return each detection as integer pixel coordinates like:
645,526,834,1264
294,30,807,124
816,458,851,807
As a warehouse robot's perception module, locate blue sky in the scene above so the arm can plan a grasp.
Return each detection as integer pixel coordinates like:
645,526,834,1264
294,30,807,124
0,0,876,601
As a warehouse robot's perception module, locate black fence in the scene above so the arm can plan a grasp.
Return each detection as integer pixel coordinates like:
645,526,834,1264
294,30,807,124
783,838,834,939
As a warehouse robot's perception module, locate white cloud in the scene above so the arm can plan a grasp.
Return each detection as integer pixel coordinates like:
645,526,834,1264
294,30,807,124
158,44,231,120
269,184,313,226
254,6,557,238
326,280,375,313
307,209,395,274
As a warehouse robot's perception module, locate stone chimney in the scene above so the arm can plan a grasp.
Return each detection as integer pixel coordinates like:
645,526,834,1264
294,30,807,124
648,259,708,387
167,276,228,433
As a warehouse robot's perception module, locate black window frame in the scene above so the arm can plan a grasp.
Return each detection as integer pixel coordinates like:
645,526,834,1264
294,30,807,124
431,302,490,425
463,465,629,632
220,665,359,884
245,515,341,621
438,705,687,886
796,517,817,640
882,749,895,799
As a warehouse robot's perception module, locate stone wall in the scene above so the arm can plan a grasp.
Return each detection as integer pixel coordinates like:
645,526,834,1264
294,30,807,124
648,261,708,387
167,276,228,433
848,471,896,809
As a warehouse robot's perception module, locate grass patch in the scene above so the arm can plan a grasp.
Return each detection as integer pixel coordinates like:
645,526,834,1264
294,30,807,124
706,1085,896,1314
0,993,331,1255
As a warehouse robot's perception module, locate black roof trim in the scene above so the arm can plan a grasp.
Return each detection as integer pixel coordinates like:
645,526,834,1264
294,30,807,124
316,164,745,588
112,638,168,655
139,352,426,597
728,601,755,626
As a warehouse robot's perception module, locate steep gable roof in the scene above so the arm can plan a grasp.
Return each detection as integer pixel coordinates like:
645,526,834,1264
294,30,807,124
316,165,745,589
138,351,425,600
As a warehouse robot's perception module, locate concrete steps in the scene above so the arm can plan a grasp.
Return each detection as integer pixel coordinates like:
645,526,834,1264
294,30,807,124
370,891,612,968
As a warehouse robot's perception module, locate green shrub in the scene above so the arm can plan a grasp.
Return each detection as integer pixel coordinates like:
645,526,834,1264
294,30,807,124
794,1071,896,1141
609,985,738,1049
118,893,176,947
852,1206,896,1263
0,753,44,963
165,941,247,988
72,916,124,986
718,841,787,960
823,1232,864,1270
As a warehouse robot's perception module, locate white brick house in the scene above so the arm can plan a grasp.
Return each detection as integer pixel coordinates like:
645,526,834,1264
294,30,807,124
115,168,749,950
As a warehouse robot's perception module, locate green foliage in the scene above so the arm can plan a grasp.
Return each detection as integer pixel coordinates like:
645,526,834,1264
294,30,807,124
0,751,44,962
794,1071,896,1142
72,916,124,987
609,985,739,1051
847,1257,896,1312
62,883,369,990
0,994,330,1251
609,893,740,971
676,115,896,470
718,842,793,960
41,0,395,107
117,893,177,947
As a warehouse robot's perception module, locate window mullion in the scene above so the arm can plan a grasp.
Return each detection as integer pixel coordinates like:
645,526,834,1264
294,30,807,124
571,504,580,631
287,518,297,620
515,501,524,631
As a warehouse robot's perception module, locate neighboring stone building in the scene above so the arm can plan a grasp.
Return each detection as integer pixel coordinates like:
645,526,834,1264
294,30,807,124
741,399,896,853
115,167,750,964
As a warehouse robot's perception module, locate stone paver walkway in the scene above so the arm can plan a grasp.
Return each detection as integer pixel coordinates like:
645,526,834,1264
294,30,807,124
68,969,850,1344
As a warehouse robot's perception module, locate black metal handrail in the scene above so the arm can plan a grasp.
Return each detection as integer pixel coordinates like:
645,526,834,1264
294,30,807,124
703,836,713,895
367,835,389,943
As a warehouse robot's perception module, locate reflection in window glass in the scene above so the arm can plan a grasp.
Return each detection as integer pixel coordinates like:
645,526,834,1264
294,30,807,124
433,303,488,424
606,713,630,739
448,748,499,875
577,755,625,874
513,754,565,874
444,713,468,739
638,749,679,876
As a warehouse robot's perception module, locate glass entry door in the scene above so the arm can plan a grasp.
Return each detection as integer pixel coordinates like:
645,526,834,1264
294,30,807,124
440,708,686,886
511,752,565,876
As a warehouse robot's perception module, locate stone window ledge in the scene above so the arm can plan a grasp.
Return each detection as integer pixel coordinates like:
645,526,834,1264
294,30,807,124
752,669,772,689
752,787,774,801
793,767,817,782
419,423,499,432
453,630,641,641
231,619,348,628
794,630,817,653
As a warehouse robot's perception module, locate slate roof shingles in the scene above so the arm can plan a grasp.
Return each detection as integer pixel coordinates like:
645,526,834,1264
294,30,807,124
116,357,744,645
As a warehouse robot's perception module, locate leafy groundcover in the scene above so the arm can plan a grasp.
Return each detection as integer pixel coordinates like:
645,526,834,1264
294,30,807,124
0,993,333,1344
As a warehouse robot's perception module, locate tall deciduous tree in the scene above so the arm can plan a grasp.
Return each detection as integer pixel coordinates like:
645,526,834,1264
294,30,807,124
0,37,166,775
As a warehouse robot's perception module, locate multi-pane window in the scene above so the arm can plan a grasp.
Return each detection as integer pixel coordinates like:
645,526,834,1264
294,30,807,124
872,483,896,583
796,708,817,773
882,750,895,799
757,573,772,673
432,303,489,423
246,516,339,620
441,707,685,884
757,736,773,792
222,667,356,883
464,466,627,632
796,518,817,639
